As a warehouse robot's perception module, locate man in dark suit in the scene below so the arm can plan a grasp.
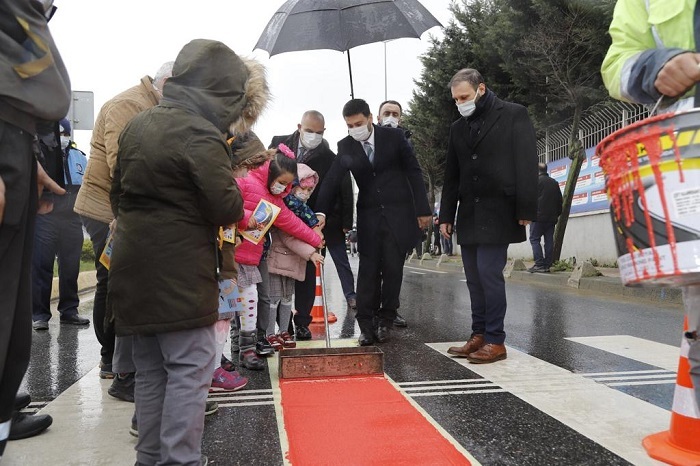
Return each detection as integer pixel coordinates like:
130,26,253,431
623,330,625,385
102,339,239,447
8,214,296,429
528,162,563,274
270,110,355,341
440,68,537,364
316,99,431,346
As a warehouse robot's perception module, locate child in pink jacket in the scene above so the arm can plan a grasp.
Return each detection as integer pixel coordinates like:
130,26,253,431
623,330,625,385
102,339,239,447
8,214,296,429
266,163,324,345
234,145,323,369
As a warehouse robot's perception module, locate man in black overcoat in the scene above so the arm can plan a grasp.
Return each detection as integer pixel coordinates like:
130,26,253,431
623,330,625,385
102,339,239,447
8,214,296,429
440,69,538,364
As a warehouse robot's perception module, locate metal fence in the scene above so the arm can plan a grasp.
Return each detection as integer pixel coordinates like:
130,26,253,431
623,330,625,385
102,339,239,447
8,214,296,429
537,101,649,163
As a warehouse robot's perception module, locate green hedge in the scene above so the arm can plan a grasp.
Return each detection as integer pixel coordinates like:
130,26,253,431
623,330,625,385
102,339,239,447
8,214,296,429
81,239,95,263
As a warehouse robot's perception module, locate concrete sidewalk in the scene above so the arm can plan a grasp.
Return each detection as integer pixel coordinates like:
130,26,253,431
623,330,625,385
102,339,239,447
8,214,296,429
406,253,683,306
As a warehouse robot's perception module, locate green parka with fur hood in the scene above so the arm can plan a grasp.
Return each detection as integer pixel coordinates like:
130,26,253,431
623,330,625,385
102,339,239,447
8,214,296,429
107,39,269,335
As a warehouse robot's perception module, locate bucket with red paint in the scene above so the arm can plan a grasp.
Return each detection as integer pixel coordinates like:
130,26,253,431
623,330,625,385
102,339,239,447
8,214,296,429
596,110,700,287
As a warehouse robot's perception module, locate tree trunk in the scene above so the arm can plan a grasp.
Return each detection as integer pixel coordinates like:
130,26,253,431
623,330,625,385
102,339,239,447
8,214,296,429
552,105,585,262
425,174,435,254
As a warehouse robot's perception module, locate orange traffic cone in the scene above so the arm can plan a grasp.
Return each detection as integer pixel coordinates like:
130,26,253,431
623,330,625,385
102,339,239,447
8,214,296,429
310,262,337,324
643,317,700,465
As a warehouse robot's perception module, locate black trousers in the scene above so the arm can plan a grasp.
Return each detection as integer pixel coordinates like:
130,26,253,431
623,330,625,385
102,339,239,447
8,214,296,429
355,217,405,333
81,216,114,365
293,260,317,329
0,122,36,422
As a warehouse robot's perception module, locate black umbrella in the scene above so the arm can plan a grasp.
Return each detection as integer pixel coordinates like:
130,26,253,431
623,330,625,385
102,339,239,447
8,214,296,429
254,0,442,98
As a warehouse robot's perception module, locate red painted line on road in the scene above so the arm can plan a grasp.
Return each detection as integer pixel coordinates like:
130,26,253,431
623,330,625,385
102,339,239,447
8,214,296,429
280,376,471,465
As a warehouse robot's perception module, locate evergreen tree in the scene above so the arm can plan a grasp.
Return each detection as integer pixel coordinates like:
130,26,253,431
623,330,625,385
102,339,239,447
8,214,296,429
406,0,615,261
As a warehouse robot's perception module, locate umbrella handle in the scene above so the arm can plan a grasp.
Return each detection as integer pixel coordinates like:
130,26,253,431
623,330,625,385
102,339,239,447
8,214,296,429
347,50,354,100
318,262,331,348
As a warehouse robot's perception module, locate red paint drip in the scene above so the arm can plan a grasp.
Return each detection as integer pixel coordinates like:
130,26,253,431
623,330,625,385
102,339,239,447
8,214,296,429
598,113,682,280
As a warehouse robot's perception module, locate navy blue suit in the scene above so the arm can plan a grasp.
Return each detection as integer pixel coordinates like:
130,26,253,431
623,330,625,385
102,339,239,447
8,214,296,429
316,125,431,332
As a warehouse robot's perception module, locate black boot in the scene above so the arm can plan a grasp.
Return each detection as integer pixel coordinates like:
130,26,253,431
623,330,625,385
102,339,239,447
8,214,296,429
108,373,135,402
239,331,265,370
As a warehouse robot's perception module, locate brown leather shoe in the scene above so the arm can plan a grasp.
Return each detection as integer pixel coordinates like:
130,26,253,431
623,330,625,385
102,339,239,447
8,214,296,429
466,343,507,364
447,334,484,357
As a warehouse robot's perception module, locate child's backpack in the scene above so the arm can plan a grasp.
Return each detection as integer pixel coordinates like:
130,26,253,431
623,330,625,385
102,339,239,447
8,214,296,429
63,145,88,187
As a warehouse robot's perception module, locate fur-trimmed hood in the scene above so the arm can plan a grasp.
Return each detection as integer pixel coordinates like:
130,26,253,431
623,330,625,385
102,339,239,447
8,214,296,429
161,39,269,133
230,57,270,134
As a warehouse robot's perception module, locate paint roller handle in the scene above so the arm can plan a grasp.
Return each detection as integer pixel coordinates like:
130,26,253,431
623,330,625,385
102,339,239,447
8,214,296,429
317,261,332,349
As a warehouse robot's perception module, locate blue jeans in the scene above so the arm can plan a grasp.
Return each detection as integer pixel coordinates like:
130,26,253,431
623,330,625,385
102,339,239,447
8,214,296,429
441,235,453,255
31,192,82,322
461,244,509,344
529,221,556,268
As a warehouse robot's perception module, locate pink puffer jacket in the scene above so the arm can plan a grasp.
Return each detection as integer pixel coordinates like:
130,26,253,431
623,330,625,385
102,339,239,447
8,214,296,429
267,228,316,281
235,161,322,266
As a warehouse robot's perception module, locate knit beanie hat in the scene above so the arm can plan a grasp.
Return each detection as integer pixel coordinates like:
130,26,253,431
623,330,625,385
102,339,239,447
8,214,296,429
296,163,319,190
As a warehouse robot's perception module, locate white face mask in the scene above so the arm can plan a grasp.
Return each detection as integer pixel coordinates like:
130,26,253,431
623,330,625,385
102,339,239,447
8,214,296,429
270,182,286,195
348,123,371,142
295,191,309,202
381,116,399,128
457,90,481,118
60,136,70,150
301,131,323,149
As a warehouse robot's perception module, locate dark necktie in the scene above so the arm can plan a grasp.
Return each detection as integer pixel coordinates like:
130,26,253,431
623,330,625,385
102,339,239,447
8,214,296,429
363,141,374,164
297,146,307,163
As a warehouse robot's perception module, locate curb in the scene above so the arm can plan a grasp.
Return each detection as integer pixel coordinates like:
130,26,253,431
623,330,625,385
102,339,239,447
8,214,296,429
50,270,98,301
508,271,682,305
406,257,683,306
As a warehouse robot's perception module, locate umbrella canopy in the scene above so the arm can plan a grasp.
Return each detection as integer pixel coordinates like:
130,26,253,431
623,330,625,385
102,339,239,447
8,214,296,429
254,0,442,97
256,0,441,56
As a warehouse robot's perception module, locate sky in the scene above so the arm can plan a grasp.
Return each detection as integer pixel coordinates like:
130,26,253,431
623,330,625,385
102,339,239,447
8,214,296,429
48,0,454,154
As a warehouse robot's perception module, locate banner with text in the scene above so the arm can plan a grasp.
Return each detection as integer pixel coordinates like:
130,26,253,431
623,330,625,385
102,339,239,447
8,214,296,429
547,147,609,215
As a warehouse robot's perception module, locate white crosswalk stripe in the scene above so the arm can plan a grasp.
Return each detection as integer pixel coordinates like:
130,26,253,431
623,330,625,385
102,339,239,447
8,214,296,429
208,389,274,407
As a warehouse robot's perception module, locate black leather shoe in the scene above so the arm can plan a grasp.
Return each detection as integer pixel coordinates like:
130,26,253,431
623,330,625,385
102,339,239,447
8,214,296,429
358,332,375,346
14,392,31,411
60,314,90,326
295,326,312,341
376,326,390,343
393,313,407,328
8,412,53,440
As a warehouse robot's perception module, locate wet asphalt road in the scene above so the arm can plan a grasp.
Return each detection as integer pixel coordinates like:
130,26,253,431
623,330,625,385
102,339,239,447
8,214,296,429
19,255,684,465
